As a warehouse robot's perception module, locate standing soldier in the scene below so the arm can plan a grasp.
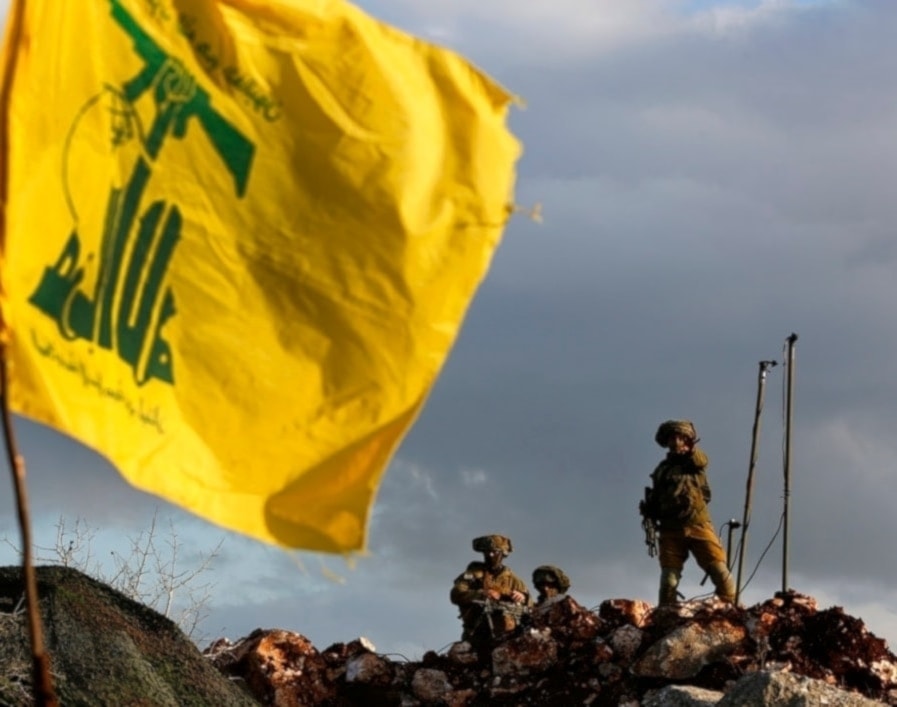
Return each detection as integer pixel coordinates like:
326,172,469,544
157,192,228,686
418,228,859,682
450,535,531,646
640,420,736,606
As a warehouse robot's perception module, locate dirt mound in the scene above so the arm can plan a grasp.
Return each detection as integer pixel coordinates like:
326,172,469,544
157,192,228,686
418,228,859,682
0,565,257,706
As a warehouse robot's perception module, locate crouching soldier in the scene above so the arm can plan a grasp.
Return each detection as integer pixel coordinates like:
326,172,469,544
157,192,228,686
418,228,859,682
450,534,531,648
532,565,572,607
530,565,600,646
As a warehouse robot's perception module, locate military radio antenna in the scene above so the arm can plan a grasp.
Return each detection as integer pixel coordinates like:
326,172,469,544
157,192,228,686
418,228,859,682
781,333,798,593
735,358,777,605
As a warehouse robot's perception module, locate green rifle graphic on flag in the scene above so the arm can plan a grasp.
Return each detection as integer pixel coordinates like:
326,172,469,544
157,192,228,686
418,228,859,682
28,0,255,387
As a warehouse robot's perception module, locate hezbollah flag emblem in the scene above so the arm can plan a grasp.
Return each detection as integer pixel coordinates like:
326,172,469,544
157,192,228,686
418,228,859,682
0,0,520,553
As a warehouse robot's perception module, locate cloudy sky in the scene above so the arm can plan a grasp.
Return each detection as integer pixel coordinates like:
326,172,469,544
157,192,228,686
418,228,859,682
3,0,897,660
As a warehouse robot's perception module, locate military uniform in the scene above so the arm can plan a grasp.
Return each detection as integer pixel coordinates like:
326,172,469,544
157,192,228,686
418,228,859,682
643,420,735,605
450,535,531,644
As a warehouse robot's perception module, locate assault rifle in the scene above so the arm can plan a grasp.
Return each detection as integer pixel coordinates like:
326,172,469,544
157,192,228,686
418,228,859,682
469,599,531,640
109,0,254,196
639,486,659,557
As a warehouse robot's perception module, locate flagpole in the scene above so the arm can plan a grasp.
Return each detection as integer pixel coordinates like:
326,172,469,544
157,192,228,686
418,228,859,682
0,354,58,706
0,0,58,704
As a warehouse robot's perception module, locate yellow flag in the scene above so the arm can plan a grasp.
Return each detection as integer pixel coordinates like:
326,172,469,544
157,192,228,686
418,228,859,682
0,0,519,552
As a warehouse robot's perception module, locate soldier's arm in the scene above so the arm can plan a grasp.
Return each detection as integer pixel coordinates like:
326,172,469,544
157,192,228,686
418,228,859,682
684,448,711,501
509,573,532,605
690,447,709,469
697,469,712,503
450,564,487,606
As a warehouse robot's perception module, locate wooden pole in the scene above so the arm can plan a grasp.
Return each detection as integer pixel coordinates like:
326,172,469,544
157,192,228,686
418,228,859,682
0,350,59,706
0,1,59,703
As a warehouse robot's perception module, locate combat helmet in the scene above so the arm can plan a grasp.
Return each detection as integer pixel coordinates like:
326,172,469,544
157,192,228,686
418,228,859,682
655,419,698,447
532,565,571,592
472,534,513,557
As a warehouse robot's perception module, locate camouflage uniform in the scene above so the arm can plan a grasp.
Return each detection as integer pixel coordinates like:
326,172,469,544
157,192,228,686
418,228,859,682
450,535,531,644
643,420,735,605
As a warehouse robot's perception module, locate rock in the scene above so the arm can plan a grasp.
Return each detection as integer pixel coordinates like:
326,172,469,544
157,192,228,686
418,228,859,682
609,623,644,662
491,629,557,676
8,566,891,707
200,590,897,705
718,670,888,706
345,651,394,686
447,641,479,665
643,684,724,706
599,598,653,629
207,628,336,706
410,668,452,702
532,595,603,648
633,619,747,679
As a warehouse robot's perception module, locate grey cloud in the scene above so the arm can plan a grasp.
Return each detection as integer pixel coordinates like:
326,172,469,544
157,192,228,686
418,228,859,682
6,0,897,657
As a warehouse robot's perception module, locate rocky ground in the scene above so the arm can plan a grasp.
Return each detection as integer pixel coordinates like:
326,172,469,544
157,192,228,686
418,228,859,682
205,591,897,706
0,565,896,705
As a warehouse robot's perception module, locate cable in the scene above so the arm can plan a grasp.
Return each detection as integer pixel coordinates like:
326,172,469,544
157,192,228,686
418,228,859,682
739,510,785,594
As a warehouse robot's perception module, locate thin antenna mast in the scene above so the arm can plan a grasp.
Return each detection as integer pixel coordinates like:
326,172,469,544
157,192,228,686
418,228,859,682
782,333,798,592
735,359,777,604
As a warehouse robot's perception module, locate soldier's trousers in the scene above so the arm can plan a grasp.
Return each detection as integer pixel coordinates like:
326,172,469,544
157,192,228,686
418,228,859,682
657,521,726,571
657,521,735,603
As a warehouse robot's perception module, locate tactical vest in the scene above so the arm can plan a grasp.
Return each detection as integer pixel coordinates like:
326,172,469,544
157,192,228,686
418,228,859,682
649,448,712,530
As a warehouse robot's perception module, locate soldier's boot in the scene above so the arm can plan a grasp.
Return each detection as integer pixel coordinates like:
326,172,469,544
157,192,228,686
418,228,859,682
658,567,681,605
707,561,736,603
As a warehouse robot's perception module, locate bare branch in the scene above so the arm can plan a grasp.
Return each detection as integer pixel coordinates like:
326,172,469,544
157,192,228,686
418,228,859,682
25,509,224,640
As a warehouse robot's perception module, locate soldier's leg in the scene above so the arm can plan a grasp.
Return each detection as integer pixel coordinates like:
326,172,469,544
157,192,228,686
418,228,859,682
462,607,489,648
657,530,687,605
658,567,682,605
706,561,736,602
467,617,494,660
688,523,735,602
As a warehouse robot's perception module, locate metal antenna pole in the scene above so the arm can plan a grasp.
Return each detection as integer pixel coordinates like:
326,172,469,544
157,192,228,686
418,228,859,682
782,333,798,593
735,359,777,605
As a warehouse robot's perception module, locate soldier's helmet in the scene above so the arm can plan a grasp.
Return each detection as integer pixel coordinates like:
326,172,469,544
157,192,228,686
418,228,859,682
532,565,571,592
655,419,698,447
472,534,513,557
